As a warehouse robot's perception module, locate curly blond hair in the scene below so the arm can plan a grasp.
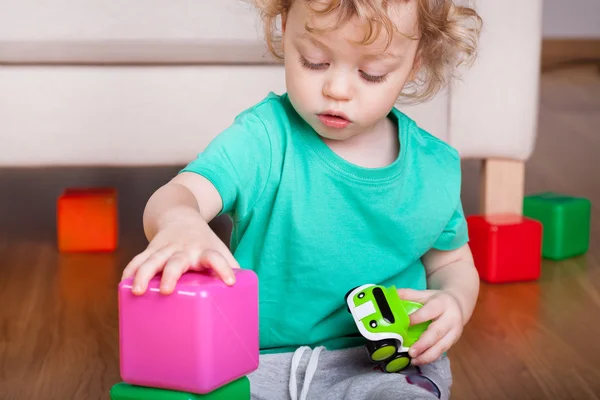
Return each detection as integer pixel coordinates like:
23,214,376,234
250,0,482,104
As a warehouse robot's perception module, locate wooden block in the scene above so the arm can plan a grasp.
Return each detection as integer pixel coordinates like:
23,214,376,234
480,159,525,215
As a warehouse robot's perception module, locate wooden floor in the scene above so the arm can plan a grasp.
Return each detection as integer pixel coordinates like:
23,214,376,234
1,66,599,400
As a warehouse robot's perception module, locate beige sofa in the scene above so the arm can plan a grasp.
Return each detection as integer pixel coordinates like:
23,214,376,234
0,0,543,215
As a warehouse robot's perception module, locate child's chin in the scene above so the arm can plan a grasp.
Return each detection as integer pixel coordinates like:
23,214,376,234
315,128,354,141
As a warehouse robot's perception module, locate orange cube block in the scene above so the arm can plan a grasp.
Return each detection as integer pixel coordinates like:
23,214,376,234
57,187,118,252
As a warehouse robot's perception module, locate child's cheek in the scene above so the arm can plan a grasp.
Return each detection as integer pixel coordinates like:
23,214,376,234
359,99,387,125
286,66,319,112
363,87,404,123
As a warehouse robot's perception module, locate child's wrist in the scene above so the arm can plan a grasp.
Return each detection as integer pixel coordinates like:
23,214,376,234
442,283,478,326
157,206,205,230
441,289,466,324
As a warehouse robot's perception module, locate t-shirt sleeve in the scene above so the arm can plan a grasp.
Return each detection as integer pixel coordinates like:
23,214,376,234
429,139,469,251
432,201,469,251
179,110,272,220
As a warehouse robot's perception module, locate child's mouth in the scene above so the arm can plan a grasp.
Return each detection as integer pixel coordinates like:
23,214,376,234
317,113,351,129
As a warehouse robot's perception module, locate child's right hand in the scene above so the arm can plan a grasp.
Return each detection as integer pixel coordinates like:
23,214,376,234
121,212,240,296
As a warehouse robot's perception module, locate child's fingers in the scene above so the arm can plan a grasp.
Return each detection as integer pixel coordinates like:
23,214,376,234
215,242,241,270
199,249,236,286
408,318,451,359
121,249,152,280
411,331,457,366
223,250,241,270
131,245,177,295
409,297,444,325
159,251,193,295
396,288,436,303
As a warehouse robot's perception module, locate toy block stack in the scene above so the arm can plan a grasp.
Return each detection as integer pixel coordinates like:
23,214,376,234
467,191,592,284
57,187,118,252
523,192,591,260
110,268,259,400
467,214,543,284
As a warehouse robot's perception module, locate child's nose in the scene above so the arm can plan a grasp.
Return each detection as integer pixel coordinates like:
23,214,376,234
323,71,353,101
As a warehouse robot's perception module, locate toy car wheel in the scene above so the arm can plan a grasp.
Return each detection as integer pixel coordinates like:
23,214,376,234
365,339,397,362
344,286,359,302
384,352,411,373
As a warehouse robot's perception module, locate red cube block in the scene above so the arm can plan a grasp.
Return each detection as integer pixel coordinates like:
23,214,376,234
57,187,118,252
467,214,542,283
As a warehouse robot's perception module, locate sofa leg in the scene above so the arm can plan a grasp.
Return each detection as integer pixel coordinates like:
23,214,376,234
480,159,525,215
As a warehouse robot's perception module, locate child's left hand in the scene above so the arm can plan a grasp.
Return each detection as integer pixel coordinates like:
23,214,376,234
396,288,464,366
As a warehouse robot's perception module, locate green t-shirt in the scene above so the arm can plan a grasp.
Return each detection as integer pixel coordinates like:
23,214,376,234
181,92,468,354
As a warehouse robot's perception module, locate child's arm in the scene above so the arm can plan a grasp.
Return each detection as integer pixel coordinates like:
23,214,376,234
143,172,222,239
121,172,239,295
396,244,479,365
122,105,273,295
421,244,479,323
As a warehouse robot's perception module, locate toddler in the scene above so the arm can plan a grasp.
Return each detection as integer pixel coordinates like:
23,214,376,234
122,0,482,399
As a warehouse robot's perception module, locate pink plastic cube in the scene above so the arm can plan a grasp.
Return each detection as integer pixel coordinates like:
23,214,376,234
118,269,259,394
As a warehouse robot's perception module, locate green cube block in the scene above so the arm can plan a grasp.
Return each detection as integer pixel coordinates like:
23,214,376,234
110,377,250,400
523,192,591,260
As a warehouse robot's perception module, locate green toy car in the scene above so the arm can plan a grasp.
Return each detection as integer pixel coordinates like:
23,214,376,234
345,284,431,372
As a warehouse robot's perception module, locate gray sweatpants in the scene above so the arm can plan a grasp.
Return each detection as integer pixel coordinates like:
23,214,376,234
248,345,452,400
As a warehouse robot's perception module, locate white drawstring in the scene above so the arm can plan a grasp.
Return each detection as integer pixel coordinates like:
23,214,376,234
300,346,324,400
289,346,325,400
289,346,308,400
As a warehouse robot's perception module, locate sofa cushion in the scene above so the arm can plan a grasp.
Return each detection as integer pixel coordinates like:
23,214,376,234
0,0,274,64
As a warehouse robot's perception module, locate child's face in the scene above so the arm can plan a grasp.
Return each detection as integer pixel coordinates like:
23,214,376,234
282,1,420,141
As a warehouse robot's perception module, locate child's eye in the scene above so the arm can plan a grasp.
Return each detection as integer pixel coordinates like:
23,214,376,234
360,71,388,84
300,55,328,70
